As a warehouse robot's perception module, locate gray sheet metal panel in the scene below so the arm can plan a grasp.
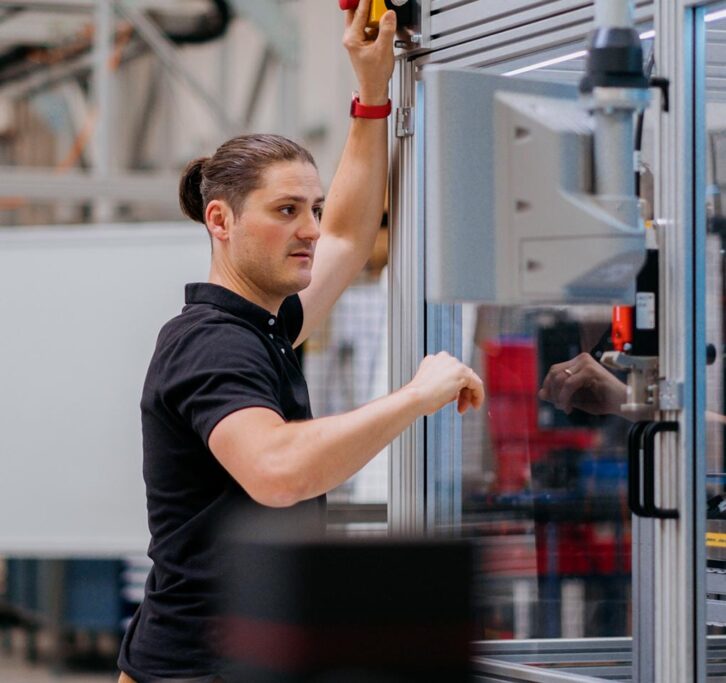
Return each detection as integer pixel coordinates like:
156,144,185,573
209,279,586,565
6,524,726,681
420,10,653,69
427,0,654,53
421,69,577,301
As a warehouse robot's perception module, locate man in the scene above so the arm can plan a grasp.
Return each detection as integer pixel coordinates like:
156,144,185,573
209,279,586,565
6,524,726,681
118,2,484,681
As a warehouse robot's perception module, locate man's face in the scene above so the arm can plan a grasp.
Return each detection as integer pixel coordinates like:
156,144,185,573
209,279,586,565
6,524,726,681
228,160,324,302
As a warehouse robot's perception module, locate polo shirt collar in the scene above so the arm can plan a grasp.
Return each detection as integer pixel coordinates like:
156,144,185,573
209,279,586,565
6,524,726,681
185,283,281,333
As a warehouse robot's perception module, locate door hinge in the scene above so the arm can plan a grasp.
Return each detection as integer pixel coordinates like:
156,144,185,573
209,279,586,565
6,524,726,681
396,107,414,138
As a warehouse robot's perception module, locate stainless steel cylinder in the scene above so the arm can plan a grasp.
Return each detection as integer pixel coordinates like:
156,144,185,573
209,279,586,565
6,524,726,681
595,0,635,29
593,108,635,197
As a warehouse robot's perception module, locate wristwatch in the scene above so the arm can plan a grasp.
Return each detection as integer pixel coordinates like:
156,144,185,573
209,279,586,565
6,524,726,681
349,94,392,119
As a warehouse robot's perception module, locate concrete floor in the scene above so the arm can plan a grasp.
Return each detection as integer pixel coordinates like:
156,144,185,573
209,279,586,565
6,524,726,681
0,628,119,683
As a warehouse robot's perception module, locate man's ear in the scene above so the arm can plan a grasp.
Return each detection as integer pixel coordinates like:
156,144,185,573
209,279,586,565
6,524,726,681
205,199,234,241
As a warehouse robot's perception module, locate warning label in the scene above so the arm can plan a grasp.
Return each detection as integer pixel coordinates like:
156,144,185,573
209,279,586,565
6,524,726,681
636,292,656,330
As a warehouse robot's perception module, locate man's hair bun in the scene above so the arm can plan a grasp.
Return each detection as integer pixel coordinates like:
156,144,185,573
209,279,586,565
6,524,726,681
178,157,208,224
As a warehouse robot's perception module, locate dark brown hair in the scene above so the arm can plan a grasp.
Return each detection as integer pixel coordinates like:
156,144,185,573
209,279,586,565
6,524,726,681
178,134,317,224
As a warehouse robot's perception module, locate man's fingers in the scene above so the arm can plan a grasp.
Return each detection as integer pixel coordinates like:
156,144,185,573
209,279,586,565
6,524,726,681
457,389,470,414
557,375,582,413
540,361,568,399
541,367,566,403
375,9,397,42
464,370,485,410
349,0,372,34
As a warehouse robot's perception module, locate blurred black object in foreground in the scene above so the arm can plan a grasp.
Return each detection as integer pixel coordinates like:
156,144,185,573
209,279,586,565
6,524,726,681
215,519,474,683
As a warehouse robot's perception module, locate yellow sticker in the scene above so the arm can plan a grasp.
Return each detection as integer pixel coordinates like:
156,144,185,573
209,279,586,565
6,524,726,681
706,532,726,548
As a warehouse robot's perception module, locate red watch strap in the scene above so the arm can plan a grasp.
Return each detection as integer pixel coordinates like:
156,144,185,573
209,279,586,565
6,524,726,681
350,95,392,119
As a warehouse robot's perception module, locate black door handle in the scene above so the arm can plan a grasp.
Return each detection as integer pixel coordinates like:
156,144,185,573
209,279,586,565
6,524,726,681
642,421,679,519
627,421,652,517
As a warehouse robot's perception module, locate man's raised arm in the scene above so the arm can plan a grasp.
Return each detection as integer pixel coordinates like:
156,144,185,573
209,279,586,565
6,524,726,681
295,0,396,346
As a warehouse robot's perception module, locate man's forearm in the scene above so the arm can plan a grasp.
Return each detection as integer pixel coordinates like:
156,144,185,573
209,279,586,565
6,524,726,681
264,384,422,505
321,113,389,258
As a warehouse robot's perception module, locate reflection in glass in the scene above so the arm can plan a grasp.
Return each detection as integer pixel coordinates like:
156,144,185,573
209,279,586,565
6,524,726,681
461,304,633,641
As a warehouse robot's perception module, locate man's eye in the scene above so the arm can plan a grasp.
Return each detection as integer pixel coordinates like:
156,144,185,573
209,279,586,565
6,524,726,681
313,207,323,220
280,206,295,216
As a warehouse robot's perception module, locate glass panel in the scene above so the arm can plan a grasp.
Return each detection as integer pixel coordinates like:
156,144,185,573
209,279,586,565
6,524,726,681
303,243,389,533
701,3,726,678
425,28,654,681
464,304,633,638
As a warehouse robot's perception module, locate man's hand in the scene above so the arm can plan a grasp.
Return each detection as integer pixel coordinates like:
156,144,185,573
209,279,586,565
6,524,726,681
343,0,396,104
538,352,627,416
406,352,485,416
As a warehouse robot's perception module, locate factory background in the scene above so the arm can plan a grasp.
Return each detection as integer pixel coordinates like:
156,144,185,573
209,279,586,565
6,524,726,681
0,1,723,682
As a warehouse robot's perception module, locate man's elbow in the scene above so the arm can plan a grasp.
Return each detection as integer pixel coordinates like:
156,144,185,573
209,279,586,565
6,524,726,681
243,457,311,509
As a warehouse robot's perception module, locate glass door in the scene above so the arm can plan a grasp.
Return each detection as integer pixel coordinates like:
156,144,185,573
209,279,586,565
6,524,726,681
419,44,654,681
411,5,704,680
699,3,726,679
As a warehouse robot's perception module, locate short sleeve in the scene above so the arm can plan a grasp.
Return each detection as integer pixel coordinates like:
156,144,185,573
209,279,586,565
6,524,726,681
279,294,303,343
161,321,284,445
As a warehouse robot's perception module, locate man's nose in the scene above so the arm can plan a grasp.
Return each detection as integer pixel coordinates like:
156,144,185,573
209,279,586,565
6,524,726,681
297,211,321,241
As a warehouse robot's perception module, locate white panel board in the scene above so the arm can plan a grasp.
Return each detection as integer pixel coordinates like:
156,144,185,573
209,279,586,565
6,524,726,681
0,223,210,557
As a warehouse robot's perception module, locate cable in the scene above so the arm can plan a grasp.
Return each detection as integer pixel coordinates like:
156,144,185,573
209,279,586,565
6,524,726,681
634,50,655,198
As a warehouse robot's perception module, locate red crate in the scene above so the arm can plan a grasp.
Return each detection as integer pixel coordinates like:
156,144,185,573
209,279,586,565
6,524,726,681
482,338,537,396
536,523,631,577
493,443,549,492
487,395,538,441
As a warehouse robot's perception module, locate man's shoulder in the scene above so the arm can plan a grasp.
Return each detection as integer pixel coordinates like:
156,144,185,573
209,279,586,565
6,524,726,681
155,305,265,361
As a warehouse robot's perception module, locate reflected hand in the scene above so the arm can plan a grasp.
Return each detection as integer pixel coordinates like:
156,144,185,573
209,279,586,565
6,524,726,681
538,352,627,416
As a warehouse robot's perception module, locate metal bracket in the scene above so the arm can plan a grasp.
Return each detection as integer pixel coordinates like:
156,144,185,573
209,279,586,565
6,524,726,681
658,379,683,410
396,107,414,138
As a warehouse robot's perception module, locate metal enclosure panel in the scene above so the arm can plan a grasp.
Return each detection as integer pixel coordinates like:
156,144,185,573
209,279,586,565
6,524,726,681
0,223,210,556
386,0,706,681
427,0,654,53
422,69,578,301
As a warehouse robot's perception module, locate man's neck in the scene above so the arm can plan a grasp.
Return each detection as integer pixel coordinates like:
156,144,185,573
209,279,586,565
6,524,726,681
208,266,282,315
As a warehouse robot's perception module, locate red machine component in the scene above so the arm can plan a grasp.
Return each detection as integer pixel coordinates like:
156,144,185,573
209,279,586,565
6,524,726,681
611,305,634,351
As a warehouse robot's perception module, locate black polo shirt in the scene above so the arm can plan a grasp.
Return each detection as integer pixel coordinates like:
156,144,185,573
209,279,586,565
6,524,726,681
118,283,325,682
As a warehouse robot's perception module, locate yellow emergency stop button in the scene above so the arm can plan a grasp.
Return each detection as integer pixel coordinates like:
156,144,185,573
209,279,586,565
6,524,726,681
368,0,389,28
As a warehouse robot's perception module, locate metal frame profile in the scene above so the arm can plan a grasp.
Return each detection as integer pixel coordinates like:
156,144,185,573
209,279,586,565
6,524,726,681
654,2,706,682
388,54,426,534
